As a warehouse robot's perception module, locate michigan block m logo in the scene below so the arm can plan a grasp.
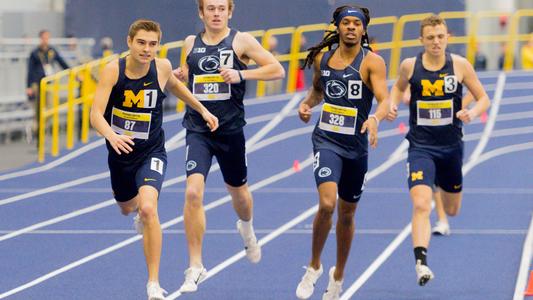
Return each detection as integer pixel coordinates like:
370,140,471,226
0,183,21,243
421,79,444,96
123,90,157,108
411,171,424,181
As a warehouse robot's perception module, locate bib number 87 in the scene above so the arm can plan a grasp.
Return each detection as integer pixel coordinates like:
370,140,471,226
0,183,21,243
329,114,345,126
124,120,136,130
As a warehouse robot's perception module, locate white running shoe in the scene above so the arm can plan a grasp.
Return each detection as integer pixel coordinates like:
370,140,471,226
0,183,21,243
236,220,262,263
179,266,207,293
146,281,167,300
322,267,343,300
296,264,323,299
415,260,434,286
432,221,450,236
133,213,143,235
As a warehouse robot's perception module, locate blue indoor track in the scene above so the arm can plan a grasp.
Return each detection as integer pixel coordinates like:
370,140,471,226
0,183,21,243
0,71,532,300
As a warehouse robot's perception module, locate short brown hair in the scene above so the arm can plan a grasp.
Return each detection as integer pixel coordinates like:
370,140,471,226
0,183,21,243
197,0,235,12
420,15,447,36
128,19,162,41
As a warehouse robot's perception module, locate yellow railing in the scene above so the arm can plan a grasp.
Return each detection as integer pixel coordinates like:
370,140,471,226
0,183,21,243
37,9,532,162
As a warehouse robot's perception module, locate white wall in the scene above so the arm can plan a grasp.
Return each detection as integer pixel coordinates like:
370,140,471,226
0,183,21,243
0,0,64,12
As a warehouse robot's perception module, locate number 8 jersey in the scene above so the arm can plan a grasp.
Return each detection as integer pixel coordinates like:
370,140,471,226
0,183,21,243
407,52,463,147
312,48,375,159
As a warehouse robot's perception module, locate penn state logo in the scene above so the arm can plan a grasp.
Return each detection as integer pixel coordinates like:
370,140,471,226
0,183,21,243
325,80,347,98
186,160,197,171
318,167,332,178
198,55,220,73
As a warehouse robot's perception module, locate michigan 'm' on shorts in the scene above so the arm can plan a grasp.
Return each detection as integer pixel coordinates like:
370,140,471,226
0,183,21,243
407,142,463,193
313,149,368,203
108,150,167,202
185,130,247,187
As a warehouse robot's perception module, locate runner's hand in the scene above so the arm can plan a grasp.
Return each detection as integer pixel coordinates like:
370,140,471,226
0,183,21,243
298,102,312,123
456,109,474,124
386,103,398,121
107,133,135,155
361,118,378,148
219,68,242,84
202,110,219,132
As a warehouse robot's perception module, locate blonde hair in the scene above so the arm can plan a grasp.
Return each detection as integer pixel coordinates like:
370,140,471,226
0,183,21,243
420,15,447,37
128,19,162,41
197,0,235,12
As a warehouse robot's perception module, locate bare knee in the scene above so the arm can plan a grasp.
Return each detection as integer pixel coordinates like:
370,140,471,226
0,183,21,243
412,197,432,216
442,192,462,216
318,196,336,218
139,201,157,219
337,202,356,226
185,186,203,208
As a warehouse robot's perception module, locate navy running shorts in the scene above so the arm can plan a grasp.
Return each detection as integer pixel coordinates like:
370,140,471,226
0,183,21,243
108,150,167,202
407,142,463,193
313,148,368,203
185,130,247,187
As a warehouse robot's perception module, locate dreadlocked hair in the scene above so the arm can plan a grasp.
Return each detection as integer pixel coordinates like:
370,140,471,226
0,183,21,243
302,4,372,69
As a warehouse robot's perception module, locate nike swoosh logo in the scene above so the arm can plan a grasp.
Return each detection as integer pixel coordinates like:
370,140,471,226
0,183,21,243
144,178,157,182
454,184,462,189
218,47,227,52
194,274,202,284
439,73,448,78
143,82,153,86
343,74,352,78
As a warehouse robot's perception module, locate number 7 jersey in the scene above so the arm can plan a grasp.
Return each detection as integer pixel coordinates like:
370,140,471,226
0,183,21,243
407,51,463,147
312,48,375,159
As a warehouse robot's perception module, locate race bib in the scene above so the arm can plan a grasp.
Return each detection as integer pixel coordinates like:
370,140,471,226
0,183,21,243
192,74,231,101
110,107,152,139
318,103,357,135
416,99,453,126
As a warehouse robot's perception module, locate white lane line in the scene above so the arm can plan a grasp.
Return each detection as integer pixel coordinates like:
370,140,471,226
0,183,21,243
165,140,409,299
0,139,105,182
0,172,109,206
3,228,525,236
0,154,313,299
340,71,506,300
513,214,533,300
468,72,505,163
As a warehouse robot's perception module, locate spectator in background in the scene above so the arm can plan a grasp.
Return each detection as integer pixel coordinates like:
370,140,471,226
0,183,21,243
26,29,69,142
521,33,533,69
94,36,114,58
473,43,487,71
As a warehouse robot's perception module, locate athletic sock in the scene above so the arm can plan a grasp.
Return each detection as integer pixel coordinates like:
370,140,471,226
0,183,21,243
414,247,428,266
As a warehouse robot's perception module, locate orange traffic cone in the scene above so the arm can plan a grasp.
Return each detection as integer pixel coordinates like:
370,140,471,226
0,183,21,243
398,122,407,134
292,160,301,172
525,271,533,296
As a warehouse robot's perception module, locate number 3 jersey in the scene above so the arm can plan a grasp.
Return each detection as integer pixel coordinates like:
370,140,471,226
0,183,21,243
104,58,167,163
312,48,374,159
407,52,463,147
184,29,247,134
